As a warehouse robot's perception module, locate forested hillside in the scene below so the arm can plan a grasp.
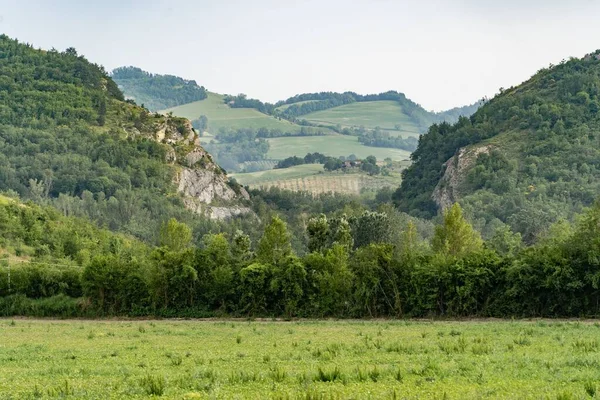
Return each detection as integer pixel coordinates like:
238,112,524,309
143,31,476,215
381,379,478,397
273,91,480,131
0,35,248,244
112,66,208,111
395,51,600,241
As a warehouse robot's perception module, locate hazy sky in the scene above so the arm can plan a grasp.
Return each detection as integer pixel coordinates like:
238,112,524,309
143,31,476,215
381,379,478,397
2,0,600,110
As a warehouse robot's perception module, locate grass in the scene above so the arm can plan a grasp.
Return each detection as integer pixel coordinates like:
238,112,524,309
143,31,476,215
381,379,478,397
162,92,310,134
266,135,412,161
2,319,600,398
302,100,422,137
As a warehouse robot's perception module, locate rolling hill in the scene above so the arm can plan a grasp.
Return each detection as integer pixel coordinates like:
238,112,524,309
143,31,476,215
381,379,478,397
301,100,422,137
394,51,600,241
114,67,480,193
266,135,412,161
162,92,307,134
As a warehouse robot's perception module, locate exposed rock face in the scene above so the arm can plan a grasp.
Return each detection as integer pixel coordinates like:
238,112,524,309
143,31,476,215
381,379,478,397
141,115,251,219
182,198,253,220
432,145,494,210
176,168,237,204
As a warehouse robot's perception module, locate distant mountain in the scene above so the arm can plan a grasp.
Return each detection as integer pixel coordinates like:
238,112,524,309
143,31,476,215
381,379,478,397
394,51,600,241
111,66,208,111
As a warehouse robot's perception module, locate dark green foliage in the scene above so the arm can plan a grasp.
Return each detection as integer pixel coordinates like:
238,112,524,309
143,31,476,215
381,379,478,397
0,35,259,244
5,196,600,318
358,129,419,151
112,66,207,111
395,53,600,240
275,152,344,170
0,35,123,128
224,93,275,114
5,34,600,319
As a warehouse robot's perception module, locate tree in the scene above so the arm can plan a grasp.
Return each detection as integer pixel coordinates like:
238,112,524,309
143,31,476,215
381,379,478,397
195,234,233,309
196,115,208,133
432,203,483,257
239,263,271,314
330,214,354,251
256,216,293,266
271,257,306,316
351,211,392,249
231,230,253,269
159,218,192,252
307,214,330,253
150,247,197,309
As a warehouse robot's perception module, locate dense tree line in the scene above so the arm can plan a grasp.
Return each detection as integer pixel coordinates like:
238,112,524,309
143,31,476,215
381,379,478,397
5,196,600,318
358,129,419,151
275,152,342,169
112,66,207,111
395,52,600,241
223,94,275,114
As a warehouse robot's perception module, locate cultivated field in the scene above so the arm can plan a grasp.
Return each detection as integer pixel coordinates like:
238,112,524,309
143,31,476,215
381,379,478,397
302,101,422,137
266,135,412,161
1,319,599,399
231,164,325,185
162,92,303,133
232,166,403,195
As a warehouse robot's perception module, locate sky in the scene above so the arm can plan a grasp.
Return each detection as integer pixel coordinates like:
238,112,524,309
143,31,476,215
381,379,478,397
2,0,600,111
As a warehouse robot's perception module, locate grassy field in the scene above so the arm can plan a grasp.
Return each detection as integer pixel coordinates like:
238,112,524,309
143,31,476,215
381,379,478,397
162,92,304,133
2,319,600,399
302,101,422,137
266,135,412,161
232,165,403,195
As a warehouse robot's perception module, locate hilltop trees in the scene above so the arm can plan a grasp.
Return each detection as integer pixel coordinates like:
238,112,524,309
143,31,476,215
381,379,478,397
111,66,207,111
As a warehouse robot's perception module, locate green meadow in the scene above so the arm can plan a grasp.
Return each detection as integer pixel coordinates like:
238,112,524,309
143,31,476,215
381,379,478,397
162,92,303,133
302,101,422,137
266,135,412,161
1,319,600,399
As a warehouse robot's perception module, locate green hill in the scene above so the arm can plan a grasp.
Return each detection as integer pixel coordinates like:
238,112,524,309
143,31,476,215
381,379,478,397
394,51,600,241
301,100,422,137
0,35,250,244
274,91,481,136
266,135,411,161
163,92,310,134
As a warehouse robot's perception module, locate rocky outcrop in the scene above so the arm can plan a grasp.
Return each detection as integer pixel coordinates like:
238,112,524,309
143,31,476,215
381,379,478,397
176,168,238,204
136,114,251,219
182,198,253,220
432,145,494,210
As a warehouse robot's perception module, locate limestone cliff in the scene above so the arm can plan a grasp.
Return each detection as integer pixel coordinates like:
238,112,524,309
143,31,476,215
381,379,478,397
136,115,251,219
432,145,494,210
